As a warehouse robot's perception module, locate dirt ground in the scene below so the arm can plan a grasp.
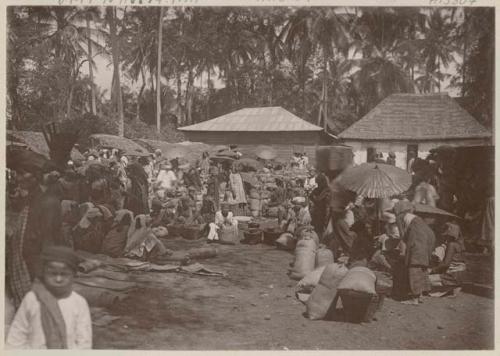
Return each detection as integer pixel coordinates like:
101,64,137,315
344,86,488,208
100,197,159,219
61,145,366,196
92,235,494,350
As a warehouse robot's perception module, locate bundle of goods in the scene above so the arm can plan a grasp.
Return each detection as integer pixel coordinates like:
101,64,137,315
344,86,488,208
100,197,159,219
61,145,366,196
276,232,296,251
288,238,317,280
180,224,204,240
297,226,320,247
337,266,380,323
315,246,334,268
242,228,262,245
306,263,349,320
263,227,283,245
152,226,169,238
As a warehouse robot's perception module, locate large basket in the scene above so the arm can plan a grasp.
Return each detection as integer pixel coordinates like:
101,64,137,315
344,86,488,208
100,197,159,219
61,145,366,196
338,290,382,323
263,228,283,246
180,225,204,240
242,229,262,245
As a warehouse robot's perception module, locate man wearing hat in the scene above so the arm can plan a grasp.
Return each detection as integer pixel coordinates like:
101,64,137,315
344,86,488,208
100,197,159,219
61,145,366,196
393,200,435,305
6,246,92,349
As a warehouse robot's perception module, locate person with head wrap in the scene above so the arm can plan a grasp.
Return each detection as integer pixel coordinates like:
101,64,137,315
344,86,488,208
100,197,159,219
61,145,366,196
6,246,92,349
428,222,466,297
309,173,331,239
393,200,436,305
72,203,113,254
124,161,150,216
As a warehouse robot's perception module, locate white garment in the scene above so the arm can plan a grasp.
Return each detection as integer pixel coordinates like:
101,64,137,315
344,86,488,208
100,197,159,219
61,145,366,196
156,170,177,190
433,244,447,262
304,177,317,191
215,211,238,227
6,291,92,349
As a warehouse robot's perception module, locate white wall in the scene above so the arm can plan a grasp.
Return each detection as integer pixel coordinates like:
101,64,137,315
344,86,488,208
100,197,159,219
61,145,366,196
343,139,490,169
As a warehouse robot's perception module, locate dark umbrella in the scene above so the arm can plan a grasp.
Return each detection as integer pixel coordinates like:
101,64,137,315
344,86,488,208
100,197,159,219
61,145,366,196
413,203,461,219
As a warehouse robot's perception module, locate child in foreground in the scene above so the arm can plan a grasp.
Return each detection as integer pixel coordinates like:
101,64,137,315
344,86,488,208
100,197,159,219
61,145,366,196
6,246,92,349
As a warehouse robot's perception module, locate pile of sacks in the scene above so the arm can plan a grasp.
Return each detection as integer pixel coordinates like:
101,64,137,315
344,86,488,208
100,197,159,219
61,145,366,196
284,228,382,323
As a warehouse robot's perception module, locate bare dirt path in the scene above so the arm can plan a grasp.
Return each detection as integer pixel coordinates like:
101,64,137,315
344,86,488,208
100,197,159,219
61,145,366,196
92,238,494,350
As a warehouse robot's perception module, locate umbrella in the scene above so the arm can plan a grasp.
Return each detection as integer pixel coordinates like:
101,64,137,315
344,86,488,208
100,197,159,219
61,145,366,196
338,162,412,234
413,203,461,219
338,163,411,199
209,155,235,163
256,145,277,160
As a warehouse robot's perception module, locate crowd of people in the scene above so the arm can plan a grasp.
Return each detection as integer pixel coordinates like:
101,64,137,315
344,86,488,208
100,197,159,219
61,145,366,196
4,141,484,349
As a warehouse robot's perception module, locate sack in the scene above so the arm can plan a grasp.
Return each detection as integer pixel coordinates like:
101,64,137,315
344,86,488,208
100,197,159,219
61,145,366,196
289,239,317,280
315,246,334,268
152,226,169,238
298,227,320,246
249,190,260,199
306,263,349,320
338,266,377,294
249,198,260,211
296,266,327,293
276,232,296,251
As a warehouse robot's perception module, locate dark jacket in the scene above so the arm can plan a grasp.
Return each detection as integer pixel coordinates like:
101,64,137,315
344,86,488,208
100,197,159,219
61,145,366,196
404,216,436,267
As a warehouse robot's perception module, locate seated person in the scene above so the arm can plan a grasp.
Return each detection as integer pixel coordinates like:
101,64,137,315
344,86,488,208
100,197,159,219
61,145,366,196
207,203,238,242
265,179,287,223
6,246,92,349
429,222,466,297
369,237,402,272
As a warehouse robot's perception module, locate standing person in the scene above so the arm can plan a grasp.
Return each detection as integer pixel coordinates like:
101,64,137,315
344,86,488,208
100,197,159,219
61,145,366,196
229,166,247,209
125,161,150,215
301,152,309,168
386,152,396,166
155,163,177,200
412,172,440,207
206,165,220,211
6,246,92,349
199,152,210,182
394,201,436,305
7,167,64,308
309,173,331,239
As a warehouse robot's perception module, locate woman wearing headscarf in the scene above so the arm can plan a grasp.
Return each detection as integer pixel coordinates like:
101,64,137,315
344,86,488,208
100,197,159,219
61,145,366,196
394,200,436,305
429,222,466,297
309,173,331,239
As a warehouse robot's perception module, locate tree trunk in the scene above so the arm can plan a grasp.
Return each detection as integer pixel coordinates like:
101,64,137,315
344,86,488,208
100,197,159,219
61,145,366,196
206,69,211,120
108,8,124,136
176,71,183,126
136,66,147,123
185,68,194,125
86,15,96,115
156,7,164,134
461,11,468,97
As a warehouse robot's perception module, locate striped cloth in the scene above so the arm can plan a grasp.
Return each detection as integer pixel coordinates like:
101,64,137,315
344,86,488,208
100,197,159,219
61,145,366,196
8,206,32,308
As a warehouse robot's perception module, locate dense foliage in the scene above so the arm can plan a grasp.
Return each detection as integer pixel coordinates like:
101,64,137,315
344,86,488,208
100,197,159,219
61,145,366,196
7,6,494,141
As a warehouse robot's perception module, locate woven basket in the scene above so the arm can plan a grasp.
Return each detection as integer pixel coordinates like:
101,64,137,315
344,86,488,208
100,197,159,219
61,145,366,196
338,290,381,323
181,225,204,240
242,229,262,245
263,228,283,246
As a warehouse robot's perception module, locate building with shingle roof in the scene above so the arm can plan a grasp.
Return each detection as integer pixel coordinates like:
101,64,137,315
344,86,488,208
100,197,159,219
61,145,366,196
338,93,492,168
179,106,334,163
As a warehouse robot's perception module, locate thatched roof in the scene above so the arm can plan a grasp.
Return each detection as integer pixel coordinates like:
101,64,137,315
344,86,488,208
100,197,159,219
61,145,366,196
178,106,322,132
339,93,492,141
90,134,150,156
7,130,84,161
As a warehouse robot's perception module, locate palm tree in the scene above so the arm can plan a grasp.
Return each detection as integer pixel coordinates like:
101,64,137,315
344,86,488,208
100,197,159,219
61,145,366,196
419,9,456,93
156,7,165,133
105,7,124,136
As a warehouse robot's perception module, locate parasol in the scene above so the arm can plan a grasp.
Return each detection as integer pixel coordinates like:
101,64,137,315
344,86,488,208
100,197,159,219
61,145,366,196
413,203,461,219
338,162,412,234
338,162,411,199
256,145,277,160
209,155,236,163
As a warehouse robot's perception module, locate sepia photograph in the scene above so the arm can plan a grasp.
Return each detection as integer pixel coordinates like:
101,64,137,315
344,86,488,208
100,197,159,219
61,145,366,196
4,3,495,351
